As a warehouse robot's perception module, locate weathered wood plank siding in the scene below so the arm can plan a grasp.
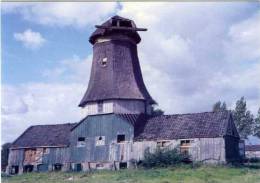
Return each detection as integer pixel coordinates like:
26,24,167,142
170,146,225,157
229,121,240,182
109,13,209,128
8,149,24,166
81,100,145,116
113,100,145,114
70,114,134,163
8,147,70,166
132,138,226,163
42,147,70,164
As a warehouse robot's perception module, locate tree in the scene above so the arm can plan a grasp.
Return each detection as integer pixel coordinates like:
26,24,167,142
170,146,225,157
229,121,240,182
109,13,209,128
1,142,11,172
212,101,227,112
232,97,254,139
150,105,164,117
253,108,260,138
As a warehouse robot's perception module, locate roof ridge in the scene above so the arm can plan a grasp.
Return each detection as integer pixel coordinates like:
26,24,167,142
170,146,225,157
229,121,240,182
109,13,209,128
155,110,230,117
29,122,77,127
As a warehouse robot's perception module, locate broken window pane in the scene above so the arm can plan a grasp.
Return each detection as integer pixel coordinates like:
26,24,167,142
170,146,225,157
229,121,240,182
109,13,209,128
117,134,125,143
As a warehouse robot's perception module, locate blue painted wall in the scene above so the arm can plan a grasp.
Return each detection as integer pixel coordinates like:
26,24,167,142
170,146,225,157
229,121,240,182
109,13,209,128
70,114,134,163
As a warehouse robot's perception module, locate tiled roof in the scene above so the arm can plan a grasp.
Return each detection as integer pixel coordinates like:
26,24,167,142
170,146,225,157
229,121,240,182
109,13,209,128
134,111,233,141
11,123,76,148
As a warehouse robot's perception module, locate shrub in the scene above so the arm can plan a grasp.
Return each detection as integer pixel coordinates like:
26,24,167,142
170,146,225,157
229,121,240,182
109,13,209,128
249,157,260,163
140,147,190,168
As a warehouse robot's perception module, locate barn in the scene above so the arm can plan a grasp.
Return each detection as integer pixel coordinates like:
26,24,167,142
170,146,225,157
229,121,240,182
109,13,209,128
6,15,241,174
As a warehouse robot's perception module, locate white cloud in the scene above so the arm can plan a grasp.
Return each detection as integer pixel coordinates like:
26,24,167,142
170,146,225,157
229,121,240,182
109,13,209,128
14,29,46,49
1,55,92,144
2,2,118,28
1,83,86,144
2,2,260,145
118,2,260,115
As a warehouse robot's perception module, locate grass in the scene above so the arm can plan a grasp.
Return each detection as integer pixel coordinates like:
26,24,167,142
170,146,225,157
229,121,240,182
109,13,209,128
2,164,260,183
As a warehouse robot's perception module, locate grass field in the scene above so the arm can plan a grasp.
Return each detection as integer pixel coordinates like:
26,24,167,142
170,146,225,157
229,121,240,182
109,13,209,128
2,164,260,183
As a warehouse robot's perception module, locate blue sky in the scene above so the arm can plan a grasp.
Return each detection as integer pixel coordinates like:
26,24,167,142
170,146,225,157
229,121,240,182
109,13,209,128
1,2,260,144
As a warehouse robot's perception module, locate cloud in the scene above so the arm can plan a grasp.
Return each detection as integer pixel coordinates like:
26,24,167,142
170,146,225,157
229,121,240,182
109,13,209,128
1,83,86,144
1,55,92,144
2,2,260,145
118,2,260,115
2,2,118,28
14,29,46,49
42,55,92,84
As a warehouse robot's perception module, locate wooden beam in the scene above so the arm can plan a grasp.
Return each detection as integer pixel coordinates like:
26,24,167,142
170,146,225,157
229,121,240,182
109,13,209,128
95,25,147,31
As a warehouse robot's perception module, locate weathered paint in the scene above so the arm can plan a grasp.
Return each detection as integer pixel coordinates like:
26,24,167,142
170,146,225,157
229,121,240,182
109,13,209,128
7,147,70,173
132,138,226,163
70,114,134,163
81,100,145,116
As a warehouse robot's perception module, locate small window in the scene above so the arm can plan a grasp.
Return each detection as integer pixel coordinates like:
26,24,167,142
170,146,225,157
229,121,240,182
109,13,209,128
117,134,125,143
78,137,85,141
23,165,34,173
98,101,103,113
75,163,82,172
96,136,105,146
112,19,117,26
157,141,168,148
180,140,191,146
119,20,132,27
43,148,50,154
11,166,19,175
180,140,193,155
53,164,62,171
100,57,108,67
77,137,86,147
119,162,127,169
96,163,104,169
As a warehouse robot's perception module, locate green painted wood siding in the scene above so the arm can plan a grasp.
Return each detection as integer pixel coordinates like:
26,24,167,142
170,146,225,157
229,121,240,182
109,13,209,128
70,114,134,163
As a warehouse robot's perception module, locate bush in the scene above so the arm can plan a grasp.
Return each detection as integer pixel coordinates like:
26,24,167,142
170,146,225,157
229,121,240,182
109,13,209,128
140,147,190,168
249,157,260,163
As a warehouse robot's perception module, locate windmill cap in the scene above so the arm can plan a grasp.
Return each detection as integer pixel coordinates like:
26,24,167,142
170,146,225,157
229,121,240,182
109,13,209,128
89,15,147,44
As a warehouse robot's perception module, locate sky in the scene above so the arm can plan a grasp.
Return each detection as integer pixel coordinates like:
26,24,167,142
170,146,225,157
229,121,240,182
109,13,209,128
1,2,260,144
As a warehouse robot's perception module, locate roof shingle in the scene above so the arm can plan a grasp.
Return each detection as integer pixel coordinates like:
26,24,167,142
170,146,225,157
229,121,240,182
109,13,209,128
11,123,76,149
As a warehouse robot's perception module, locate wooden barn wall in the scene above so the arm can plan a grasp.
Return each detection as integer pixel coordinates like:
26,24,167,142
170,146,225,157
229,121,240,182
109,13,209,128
132,138,226,163
8,147,70,166
81,100,145,117
70,114,134,163
224,136,240,162
42,147,70,164
8,149,24,166
113,100,145,114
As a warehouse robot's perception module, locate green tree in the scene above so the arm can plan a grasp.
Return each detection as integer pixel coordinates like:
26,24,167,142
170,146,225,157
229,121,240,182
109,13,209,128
232,97,254,139
253,108,260,138
1,142,11,172
213,101,227,112
151,105,164,117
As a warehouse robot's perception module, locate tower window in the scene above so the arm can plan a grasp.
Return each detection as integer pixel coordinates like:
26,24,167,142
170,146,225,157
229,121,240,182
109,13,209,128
101,57,107,67
119,20,132,27
117,134,125,143
97,101,103,113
